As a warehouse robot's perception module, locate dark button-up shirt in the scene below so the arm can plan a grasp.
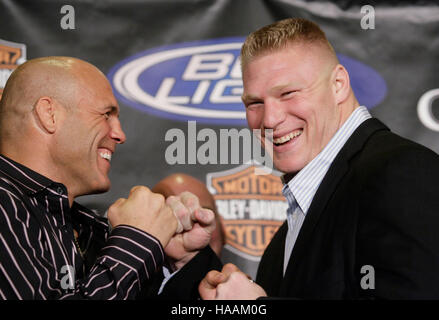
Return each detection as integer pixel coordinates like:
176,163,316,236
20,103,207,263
0,155,164,299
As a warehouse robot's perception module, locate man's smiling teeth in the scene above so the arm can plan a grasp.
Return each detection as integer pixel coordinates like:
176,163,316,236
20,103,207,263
99,152,112,161
273,130,303,145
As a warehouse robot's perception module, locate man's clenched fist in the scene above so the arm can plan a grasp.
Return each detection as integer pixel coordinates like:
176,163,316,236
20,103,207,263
108,186,178,248
165,191,216,270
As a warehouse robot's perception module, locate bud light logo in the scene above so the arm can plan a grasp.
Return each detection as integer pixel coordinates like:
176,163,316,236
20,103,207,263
108,37,387,125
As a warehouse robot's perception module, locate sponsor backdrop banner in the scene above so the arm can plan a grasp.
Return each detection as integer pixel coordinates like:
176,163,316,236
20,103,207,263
1,0,438,278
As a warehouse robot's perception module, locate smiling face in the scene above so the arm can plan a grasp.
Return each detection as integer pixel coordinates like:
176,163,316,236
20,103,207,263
53,64,126,198
242,42,346,174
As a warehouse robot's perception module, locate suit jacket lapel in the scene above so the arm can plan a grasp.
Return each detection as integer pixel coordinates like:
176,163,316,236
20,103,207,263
280,118,389,293
256,221,288,295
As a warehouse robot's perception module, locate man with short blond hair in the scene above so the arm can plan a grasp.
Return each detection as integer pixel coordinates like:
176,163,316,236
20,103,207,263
240,17,338,70
200,18,439,299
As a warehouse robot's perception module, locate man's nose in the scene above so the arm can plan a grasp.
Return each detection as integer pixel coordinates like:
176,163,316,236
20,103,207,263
110,119,127,144
263,99,285,130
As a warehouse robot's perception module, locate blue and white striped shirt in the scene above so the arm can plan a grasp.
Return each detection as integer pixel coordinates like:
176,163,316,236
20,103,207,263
282,106,371,274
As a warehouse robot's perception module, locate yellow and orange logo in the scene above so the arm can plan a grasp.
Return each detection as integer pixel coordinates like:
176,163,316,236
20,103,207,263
207,164,287,260
0,39,27,100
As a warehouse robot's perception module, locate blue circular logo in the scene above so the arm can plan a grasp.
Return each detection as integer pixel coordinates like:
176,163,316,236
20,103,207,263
108,37,387,125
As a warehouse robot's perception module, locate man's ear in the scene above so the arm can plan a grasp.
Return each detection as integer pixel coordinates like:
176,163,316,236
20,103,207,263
332,64,351,105
33,96,59,134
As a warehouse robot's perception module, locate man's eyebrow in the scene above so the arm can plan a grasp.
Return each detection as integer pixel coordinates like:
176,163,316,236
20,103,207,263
109,105,119,113
107,105,120,117
269,82,297,93
242,83,298,102
241,94,261,103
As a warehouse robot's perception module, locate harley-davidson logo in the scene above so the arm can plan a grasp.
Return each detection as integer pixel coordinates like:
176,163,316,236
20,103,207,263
0,39,27,100
207,163,287,261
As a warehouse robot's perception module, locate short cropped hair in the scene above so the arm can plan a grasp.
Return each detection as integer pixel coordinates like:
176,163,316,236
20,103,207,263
241,18,337,70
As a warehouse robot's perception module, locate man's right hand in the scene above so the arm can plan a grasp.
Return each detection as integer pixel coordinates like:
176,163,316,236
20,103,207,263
199,263,267,300
107,186,178,248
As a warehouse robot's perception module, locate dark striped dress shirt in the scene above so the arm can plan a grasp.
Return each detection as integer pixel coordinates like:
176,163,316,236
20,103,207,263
0,154,164,299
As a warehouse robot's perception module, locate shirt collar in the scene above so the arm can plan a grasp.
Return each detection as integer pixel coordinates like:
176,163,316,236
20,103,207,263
0,154,55,195
282,106,372,214
0,154,108,230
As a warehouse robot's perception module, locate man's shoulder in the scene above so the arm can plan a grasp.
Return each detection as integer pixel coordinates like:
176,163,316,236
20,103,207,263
0,172,34,227
0,171,31,205
351,127,439,180
360,127,438,162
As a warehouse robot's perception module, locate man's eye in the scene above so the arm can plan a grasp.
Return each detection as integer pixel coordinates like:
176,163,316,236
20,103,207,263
246,102,263,109
281,91,295,98
103,112,111,119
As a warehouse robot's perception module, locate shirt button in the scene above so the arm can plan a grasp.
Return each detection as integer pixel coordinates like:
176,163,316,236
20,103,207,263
57,187,64,195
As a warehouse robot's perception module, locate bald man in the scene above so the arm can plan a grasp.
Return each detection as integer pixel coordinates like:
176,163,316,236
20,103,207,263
0,57,215,299
152,173,225,257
